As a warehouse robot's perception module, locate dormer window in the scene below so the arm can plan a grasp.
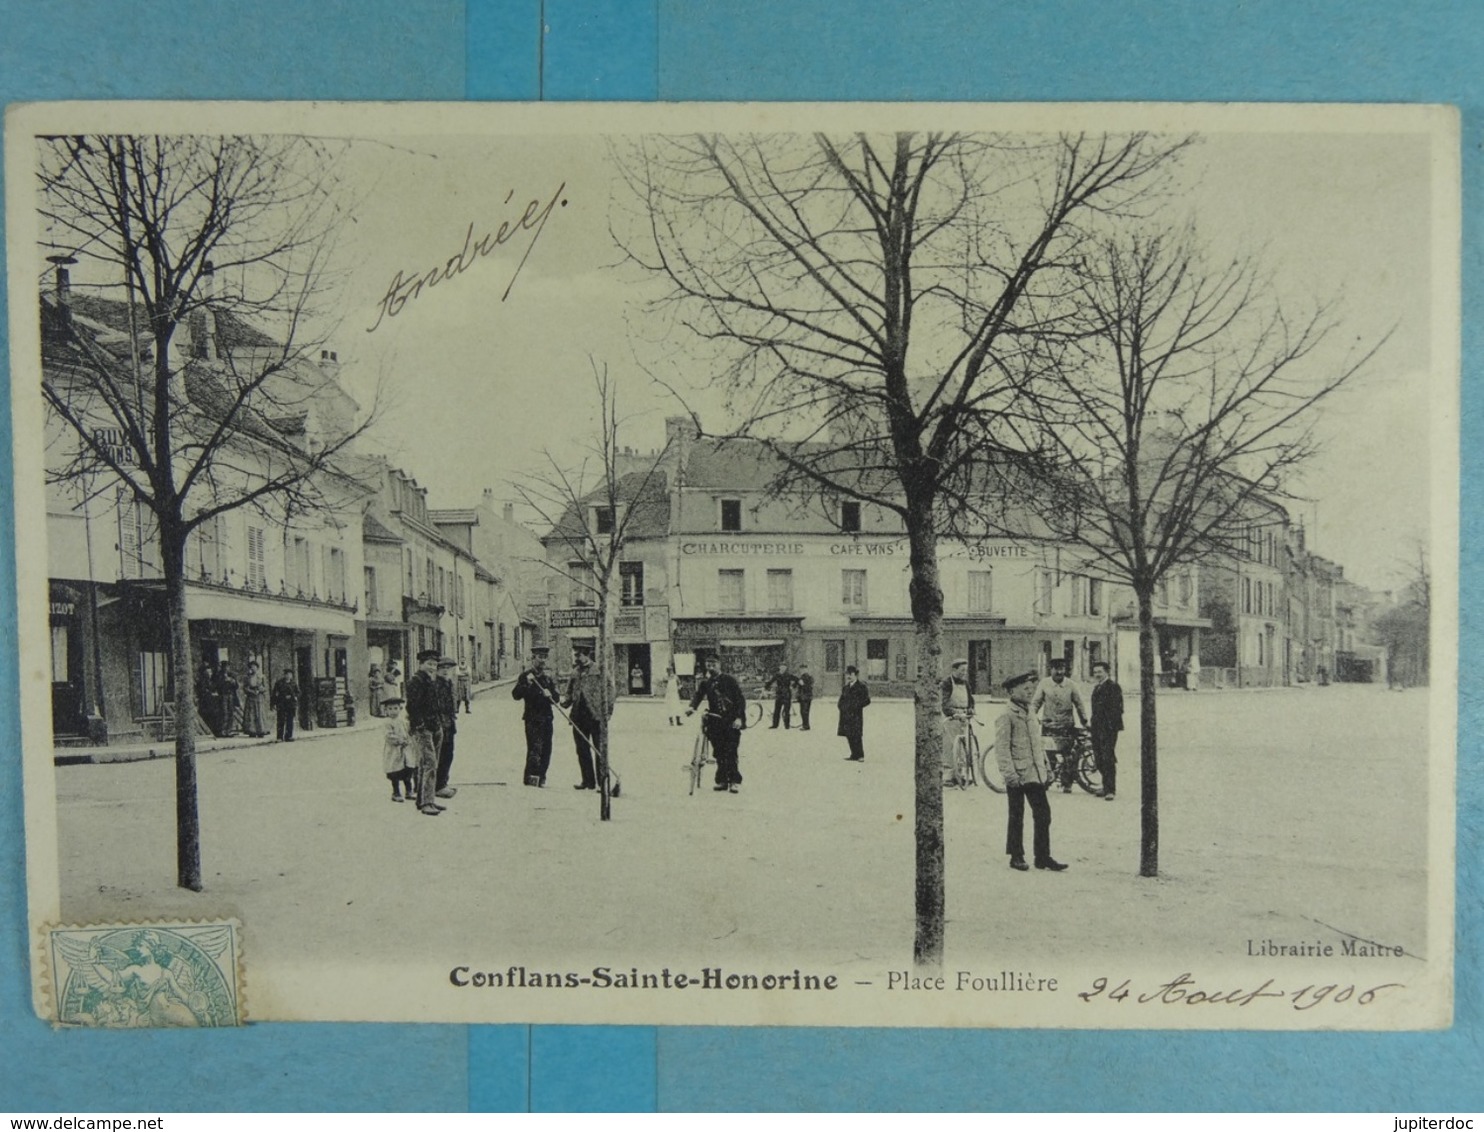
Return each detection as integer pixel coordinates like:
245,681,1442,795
593,506,615,534
720,498,742,532
840,500,861,532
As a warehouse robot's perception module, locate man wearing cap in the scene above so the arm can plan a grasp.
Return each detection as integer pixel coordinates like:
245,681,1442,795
405,649,445,816
796,663,815,730
562,649,608,790
940,658,975,786
686,654,747,792
997,669,1067,871
512,646,559,787
1032,658,1089,792
434,657,459,799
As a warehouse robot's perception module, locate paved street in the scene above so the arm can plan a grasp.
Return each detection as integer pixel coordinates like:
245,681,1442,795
52,683,1433,978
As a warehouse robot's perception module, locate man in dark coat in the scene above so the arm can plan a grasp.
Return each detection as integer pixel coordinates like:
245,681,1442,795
836,665,871,761
405,649,444,816
1089,660,1124,800
270,671,298,742
796,663,815,730
562,649,606,790
434,657,459,799
512,646,559,787
687,655,747,792
768,663,797,729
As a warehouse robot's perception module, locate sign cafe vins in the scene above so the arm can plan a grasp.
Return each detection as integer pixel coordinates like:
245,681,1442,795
678,539,1032,560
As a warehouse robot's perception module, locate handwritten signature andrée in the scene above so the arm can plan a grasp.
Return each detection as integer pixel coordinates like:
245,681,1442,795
366,182,567,332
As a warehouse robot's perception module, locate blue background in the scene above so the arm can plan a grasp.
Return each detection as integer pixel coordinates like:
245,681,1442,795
1,0,1478,1111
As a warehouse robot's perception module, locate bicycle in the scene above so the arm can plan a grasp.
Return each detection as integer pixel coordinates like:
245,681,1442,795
975,724,1099,795
687,721,713,796
1043,725,1102,795
945,715,978,790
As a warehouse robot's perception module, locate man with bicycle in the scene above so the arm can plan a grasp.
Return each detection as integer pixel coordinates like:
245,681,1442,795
686,655,748,793
1032,658,1089,793
940,658,975,787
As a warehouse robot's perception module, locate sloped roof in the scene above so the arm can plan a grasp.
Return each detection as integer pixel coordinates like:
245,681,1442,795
544,469,671,545
363,512,403,544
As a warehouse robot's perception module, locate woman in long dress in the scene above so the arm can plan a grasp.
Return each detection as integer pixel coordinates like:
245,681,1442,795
368,664,383,717
216,662,242,737
240,660,268,737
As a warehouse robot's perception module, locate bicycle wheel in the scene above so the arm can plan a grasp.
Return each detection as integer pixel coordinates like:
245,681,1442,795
746,701,764,729
1074,733,1102,795
947,735,972,789
976,735,1005,793
689,730,708,796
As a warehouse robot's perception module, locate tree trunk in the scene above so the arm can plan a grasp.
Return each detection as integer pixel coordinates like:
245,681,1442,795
906,496,945,967
597,583,613,822
161,518,202,891
1136,585,1159,878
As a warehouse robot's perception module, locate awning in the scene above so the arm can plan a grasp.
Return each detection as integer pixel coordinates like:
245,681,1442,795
720,639,784,648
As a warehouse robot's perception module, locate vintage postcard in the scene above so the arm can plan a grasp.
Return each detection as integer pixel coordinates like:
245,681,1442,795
6,100,1457,1028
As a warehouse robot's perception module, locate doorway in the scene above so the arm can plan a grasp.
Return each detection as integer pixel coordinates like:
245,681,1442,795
623,643,652,695
968,639,993,696
296,645,314,730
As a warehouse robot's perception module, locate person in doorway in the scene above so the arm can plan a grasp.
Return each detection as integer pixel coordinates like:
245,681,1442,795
562,649,606,790
513,646,560,786
380,693,413,802
836,665,871,761
270,671,299,742
1089,661,1123,801
630,663,645,695
405,649,444,816
664,664,685,726
997,669,1066,872
196,659,221,737
368,664,383,718
796,663,815,730
216,661,242,737
240,660,267,738
768,663,797,729
940,658,975,785
687,654,747,792
434,657,459,800
1032,659,1088,793
456,660,472,713
381,661,403,703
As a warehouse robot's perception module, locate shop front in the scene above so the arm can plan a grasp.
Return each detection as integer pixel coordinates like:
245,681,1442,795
671,616,805,696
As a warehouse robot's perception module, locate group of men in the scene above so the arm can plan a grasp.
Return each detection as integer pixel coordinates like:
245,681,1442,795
401,649,466,816
762,663,815,730
941,656,1124,872
512,645,610,791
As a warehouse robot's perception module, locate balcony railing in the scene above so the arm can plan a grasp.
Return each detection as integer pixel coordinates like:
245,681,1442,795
184,570,359,614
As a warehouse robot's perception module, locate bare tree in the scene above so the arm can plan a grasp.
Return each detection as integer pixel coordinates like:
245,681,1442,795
515,364,671,821
1374,542,1430,688
37,134,374,890
615,130,1190,965
1022,226,1384,875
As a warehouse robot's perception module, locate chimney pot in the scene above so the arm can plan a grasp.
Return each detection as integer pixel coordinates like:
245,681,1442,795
503,503,514,522
47,254,76,301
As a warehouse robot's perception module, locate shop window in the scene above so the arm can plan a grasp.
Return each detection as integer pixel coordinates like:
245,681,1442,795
620,561,645,607
720,499,742,532
968,570,993,613
718,569,746,613
767,568,794,612
866,638,888,679
840,501,861,532
50,624,69,683
842,569,867,610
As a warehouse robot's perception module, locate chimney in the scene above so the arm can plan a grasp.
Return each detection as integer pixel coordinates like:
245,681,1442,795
503,503,514,523
665,415,699,462
482,487,495,507
47,255,76,302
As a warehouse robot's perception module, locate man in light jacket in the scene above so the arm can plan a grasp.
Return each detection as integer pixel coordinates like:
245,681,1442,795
996,669,1067,872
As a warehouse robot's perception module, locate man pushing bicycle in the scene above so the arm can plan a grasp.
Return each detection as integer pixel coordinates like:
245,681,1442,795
1032,658,1089,793
940,658,975,787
